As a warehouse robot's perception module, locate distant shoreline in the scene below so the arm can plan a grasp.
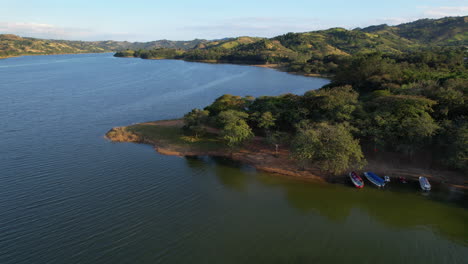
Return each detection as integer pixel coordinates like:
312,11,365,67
0,53,329,78
0,52,112,60
106,119,467,191
115,55,331,78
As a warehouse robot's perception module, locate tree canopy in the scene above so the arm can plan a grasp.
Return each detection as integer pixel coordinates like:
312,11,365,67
292,123,366,175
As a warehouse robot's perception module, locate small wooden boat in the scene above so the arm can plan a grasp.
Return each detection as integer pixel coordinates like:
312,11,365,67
349,171,364,188
419,176,431,191
398,176,407,183
384,176,390,183
364,172,386,187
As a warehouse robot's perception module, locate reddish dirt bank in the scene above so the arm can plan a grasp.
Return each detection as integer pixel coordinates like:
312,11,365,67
106,120,467,190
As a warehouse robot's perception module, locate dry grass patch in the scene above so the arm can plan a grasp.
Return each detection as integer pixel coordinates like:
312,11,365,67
106,127,141,142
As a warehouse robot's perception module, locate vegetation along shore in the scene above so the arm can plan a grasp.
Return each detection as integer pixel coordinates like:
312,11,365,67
107,16,467,189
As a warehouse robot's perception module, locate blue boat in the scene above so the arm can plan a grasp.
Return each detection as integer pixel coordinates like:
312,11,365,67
364,172,386,187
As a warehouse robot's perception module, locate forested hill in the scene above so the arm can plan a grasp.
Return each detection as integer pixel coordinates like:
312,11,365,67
2,16,466,59
175,17,468,175
359,16,467,45
115,16,467,74
0,34,209,58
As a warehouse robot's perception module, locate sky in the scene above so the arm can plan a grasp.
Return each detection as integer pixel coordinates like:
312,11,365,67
1,0,466,41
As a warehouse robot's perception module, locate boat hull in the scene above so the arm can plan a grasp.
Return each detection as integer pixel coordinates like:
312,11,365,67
419,177,431,191
349,172,364,188
364,172,386,187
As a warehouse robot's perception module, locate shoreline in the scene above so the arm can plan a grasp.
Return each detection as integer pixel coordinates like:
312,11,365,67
0,51,112,60
1,52,329,79
105,120,328,183
114,55,331,79
106,120,467,191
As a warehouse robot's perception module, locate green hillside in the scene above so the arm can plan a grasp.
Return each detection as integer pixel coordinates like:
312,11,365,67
2,16,466,65
115,16,467,74
0,34,209,58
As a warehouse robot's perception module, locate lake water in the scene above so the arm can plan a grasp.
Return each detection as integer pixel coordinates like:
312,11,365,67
0,53,466,264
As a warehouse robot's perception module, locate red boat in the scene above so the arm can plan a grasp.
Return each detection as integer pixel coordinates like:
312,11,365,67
349,171,364,188
398,176,407,183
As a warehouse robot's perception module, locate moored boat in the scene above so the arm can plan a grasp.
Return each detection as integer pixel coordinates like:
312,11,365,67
349,171,364,188
419,176,431,191
364,172,386,187
398,176,407,183
384,176,390,183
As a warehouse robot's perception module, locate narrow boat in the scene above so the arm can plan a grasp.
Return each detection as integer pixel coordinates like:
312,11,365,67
384,176,391,183
364,172,386,187
349,171,364,188
398,176,407,184
419,176,431,191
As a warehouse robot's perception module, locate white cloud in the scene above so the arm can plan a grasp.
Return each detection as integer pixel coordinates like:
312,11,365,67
0,22,141,41
422,6,468,17
1,7,466,42
362,17,416,27
359,6,467,28
178,17,335,38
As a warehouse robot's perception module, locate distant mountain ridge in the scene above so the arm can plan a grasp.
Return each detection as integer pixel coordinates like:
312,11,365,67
360,16,467,45
1,16,466,59
0,34,211,58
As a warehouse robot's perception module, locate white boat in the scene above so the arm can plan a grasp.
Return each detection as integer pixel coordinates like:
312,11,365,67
384,176,390,183
419,176,431,191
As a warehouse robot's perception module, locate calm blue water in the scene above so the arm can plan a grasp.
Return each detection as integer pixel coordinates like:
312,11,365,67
0,53,466,264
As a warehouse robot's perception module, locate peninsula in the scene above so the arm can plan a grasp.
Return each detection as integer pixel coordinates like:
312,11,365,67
107,58,466,189
107,16,467,189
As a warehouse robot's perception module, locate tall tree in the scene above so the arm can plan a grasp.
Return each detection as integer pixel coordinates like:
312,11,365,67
303,85,359,123
292,123,366,175
218,110,254,149
363,94,439,155
257,111,276,134
183,108,209,138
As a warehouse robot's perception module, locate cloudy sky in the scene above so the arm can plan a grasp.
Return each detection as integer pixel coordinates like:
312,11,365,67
1,0,466,41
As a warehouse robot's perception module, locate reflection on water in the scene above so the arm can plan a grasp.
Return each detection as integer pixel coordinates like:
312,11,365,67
0,54,466,264
188,156,468,247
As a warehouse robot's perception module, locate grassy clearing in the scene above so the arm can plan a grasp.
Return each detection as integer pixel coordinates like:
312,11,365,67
107,122,225,153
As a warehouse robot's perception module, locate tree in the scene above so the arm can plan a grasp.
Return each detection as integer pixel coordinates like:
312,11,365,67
218,110,253,150
332,53,401,93
437,120,468,174
249,94,306,132
204,94,250,116
303,85,359,123
363,94,439,155
257,111,276,133
291,123,366,175
183,108,209,138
